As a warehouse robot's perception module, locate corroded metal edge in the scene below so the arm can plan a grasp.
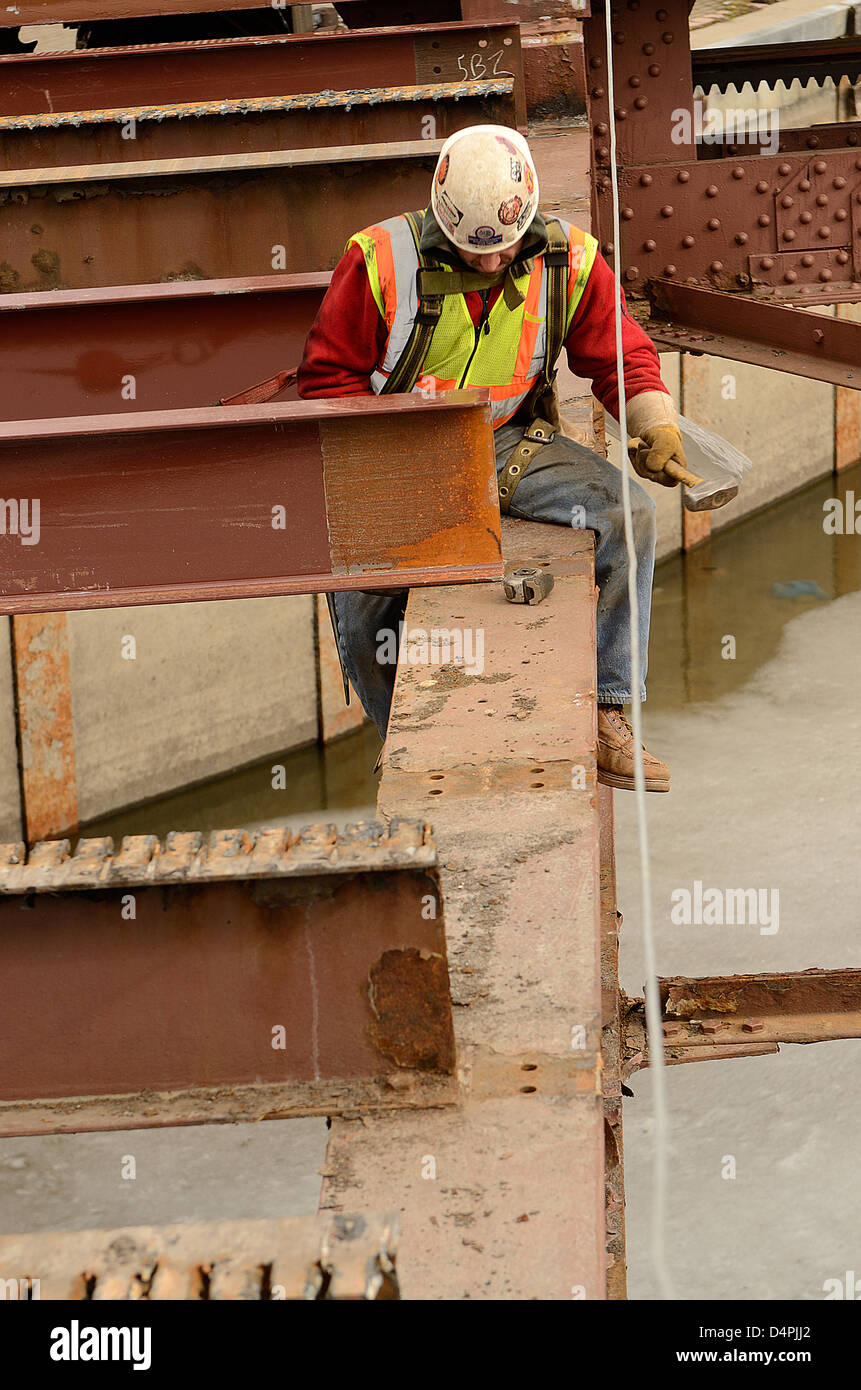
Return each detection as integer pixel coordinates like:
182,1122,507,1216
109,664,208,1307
0,817,436,893
0,1212,400,1300
1,78,514,131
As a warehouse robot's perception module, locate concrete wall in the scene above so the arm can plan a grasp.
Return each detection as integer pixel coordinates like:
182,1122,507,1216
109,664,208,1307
66,594,318,824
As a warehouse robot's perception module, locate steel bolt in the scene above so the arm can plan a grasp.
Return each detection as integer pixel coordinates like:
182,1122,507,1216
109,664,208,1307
701,1019,727,1034
742,1019,765,1033
662,1021,682,1037
813,328,825,342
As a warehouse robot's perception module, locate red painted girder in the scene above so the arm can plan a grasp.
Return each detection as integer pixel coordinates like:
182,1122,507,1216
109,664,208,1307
0,392,502,613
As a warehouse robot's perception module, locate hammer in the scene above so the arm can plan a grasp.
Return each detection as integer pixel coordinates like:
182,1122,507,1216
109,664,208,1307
627,437,739,512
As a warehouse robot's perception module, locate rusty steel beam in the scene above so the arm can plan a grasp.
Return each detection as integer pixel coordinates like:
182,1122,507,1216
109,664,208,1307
648,280,861,390
0,140,446,289
0,1213,400,1301
0,392,501,613
0,21,525,122
692,37,861,96
0,81,518,173
623,968,861,1071
0,820,457,1136
10,613,78,842
0,274,328,421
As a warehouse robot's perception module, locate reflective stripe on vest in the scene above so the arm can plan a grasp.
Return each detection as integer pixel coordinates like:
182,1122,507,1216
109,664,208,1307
349,213,598,428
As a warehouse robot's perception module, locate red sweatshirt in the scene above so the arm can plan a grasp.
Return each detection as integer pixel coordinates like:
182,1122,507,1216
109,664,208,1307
298,237,668,422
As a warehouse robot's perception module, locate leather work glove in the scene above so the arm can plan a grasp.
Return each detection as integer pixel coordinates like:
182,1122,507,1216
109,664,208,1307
628,425,693,489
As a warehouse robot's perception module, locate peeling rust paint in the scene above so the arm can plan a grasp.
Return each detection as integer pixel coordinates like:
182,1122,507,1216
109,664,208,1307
368,946,455,1074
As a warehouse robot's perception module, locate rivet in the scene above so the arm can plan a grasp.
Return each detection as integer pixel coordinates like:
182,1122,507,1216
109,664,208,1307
815,193,828,207
800,211,812,224
662,31,674,43
778,162,792,176
603,242,615,254
756,180,769,193
663,264,677,275
682,234,695,248
661,204,674,217
807,136,820,149
782,229,796,241
801,253,814,267
643,239,656,251
708,217,721,230
732,166,745,179
628,75,641,87
589,55,602,68
634,96,648,109
710,260,723,273
835,208,848,221
622,206,634,219
640,173,653,186
760,257,774,270
615,108,628,120
677,169,690,183
735,232,748,245
781,195,793,208
595,122,609,135
799,179,811,191
625,267,638,280
813,328,825,342
656,6,668,17
592,88,605,100
758,214,771,227
818,226,831,239
813,160,827,174
742,1019,765,1033
834,176,847,189
837,250,850,264
642,42,655,54
783,270,797,283
613,29,625,42
706,184,719,197
628,0,640,8
648,63,661,76
848,133,859,145
598,146,610,160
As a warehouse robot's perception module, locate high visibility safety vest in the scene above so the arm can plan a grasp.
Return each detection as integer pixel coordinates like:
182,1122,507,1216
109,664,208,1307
349,213,598,429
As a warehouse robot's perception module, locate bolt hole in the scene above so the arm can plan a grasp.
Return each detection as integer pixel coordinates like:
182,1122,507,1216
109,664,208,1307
478,37,487,47
478,699,487,703
429,773,444,780
521,1063,538,1071
531,767,544,773
433,65,441,73
429,789,444,796
531,782,545,789
520,1085,537,1094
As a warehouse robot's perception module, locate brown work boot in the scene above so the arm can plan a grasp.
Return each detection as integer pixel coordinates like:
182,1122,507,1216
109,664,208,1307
597,705,670,793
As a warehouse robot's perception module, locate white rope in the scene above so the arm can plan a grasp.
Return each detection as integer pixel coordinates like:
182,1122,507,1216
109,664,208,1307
602,0,674,1301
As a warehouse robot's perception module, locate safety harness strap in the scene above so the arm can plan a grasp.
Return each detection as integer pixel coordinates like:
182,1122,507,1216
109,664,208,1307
380,211,441,395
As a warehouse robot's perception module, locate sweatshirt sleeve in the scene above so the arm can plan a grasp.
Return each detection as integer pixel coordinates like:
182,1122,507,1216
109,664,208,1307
297,242,389,398
564,249,670,421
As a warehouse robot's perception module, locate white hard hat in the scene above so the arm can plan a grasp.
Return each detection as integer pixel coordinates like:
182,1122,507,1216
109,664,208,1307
430,124,539,253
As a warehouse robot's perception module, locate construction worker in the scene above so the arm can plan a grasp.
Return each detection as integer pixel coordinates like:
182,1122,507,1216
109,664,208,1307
299,124,689,792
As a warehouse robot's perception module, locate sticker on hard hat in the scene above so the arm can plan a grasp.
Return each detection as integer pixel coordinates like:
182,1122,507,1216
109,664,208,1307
495,134,520,158
525,165,534,196
468,226,503,246
509,158,522,182
516,203,535,231
436,154,449,186
436,189,463,229
498,196,523,226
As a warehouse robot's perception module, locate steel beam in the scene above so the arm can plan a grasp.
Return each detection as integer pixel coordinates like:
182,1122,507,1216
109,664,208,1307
648,280,861,390
692,37,861,96
10,613,78,842
0,81,518,173
0,274,328,421
0,392,501,613
0,820,457,1135
0,21,524,121
0,1213,400,1301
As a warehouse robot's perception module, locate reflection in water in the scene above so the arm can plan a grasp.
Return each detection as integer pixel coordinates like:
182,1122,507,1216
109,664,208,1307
648,461,861,710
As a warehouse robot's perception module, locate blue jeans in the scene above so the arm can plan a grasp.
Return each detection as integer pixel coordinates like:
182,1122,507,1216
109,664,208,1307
332,422,656,737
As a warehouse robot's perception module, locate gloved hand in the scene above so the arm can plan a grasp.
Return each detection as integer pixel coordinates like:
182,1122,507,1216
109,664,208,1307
628,425,691,489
